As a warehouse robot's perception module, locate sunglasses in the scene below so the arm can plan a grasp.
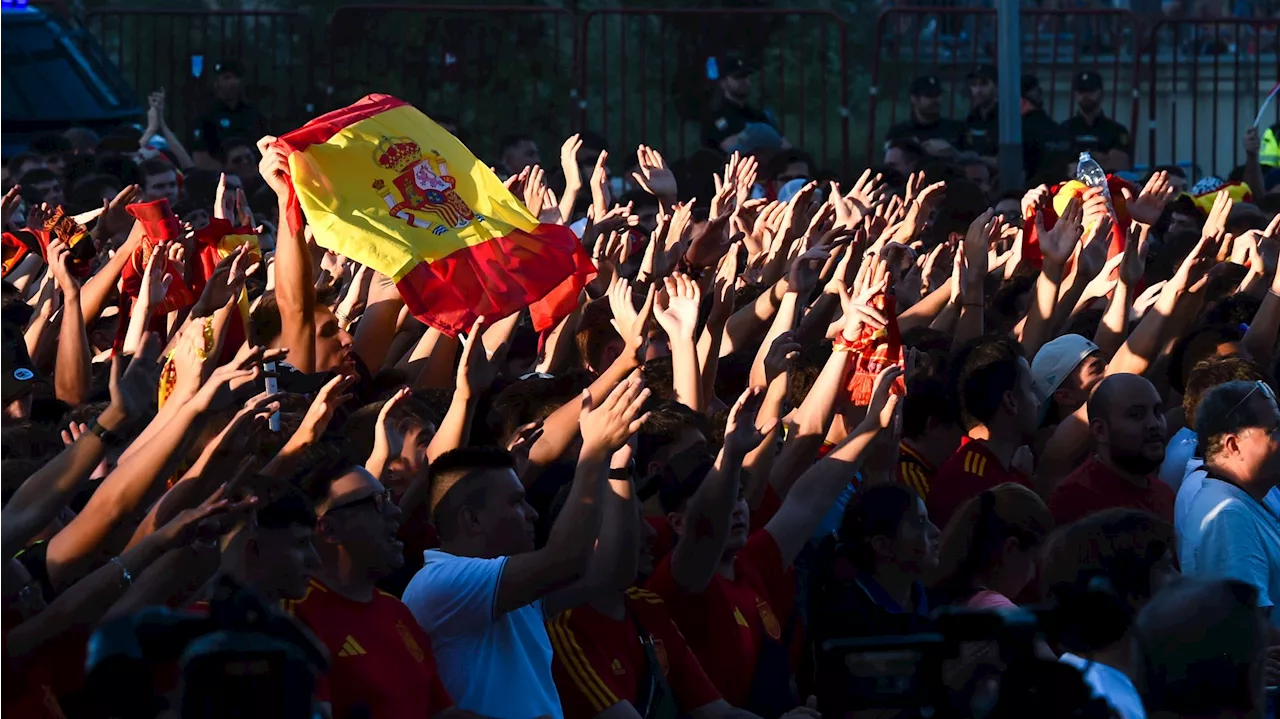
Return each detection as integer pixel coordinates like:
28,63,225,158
1225,380,1277,420
326,487,394,515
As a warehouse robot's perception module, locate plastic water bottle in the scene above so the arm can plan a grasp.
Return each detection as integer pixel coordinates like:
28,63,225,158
1076,151,1117,223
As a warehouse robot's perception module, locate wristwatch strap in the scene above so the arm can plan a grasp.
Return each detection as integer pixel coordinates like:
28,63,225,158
87,418,124,446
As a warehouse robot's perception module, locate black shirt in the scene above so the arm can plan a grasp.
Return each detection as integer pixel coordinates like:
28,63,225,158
702,98,776,148
192,100,267,157
1022,107,1074,180
960,104,1000,157
884,116,964,149
1063,113,1132,160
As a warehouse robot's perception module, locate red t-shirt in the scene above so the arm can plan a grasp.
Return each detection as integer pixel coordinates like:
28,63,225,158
1048,455,1175,525
547,587,721,718
644,529,790,708
284,579,453,719
646,516,677,564
927,437,1033,528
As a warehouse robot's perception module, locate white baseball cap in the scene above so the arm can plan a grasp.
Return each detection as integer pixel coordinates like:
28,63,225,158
1032,334,1099,406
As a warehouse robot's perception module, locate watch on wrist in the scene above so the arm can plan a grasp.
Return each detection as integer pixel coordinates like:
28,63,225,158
87,417,125,446
608,460,635,480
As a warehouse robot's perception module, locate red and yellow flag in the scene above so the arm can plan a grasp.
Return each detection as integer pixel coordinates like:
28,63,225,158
279,94,595,335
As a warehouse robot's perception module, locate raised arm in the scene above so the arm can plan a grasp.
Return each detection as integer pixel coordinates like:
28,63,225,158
764,365,902,568
351,272,406,372
496,376,649,616
668,387,774,594
1021,197,1082,357
654,273,705,412
1094,222,1147,357
1242,213,1280,368
258,136,316,372
48,239,91,406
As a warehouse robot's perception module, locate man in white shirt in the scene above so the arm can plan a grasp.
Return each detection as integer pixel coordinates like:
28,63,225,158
1177,380,1280,638
402,377,651,719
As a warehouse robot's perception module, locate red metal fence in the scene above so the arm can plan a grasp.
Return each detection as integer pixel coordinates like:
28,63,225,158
80,6,1280,181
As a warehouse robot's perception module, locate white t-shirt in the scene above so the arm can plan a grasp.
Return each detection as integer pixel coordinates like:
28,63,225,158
1175,474,1280,626
1059,652,1145,719
402,550,564,719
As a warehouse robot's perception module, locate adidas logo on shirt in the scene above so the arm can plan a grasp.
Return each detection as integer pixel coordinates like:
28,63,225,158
338,635,366,657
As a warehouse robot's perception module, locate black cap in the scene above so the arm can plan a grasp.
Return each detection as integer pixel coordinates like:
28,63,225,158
968,64,998,83
1074,70,1103,92
2,320,44,405
1020,75,1041,95
720,55,754,79
213,60,243,77
909,75,943,98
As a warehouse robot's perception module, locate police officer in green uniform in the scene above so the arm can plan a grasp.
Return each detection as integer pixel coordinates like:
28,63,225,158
1020,75,1073,183
702,57,787,154
959,65,1000,164
191,61,266,170
1063,70,1132,171
884,75,963,158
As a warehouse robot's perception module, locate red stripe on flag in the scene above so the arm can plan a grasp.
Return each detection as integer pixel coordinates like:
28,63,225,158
278,94,410,153
396,223,596,336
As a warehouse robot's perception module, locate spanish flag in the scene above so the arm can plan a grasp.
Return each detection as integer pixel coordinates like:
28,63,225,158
279,94,595,335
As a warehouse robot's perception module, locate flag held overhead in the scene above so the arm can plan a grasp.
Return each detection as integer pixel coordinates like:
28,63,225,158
278,94,594,335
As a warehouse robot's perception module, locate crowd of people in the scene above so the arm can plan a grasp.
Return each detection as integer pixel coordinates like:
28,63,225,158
2,50,1280,719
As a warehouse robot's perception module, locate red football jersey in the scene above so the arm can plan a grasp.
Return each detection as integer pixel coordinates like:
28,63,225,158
1049,455,1175,525
285,579,452,719
927,437,1032,528
547,587,721,718
645,529,791,708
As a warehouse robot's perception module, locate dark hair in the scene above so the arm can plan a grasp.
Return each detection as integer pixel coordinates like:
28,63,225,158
1167,323,1245,394
92,155,141,186
31,133,73,157
902,377,955,439
573,299,619,371
1202,294,1261,330
285,441,360,506
640,356,677,403
256,484,318,530
948,334,1025,430
765,149,813,181
0,422,64,462
886,138,925,163
429,446,517,540
249,285,340,345
7,153,43,175
339,392,436,467
498,134,535,153
1196,379,1276,461
635,400,709,473
217,137,256,163
931,483,1053,600
17,167,56,187
69,174,122,212
1183,355,1268,426
487,371,592,445
838,483,919,572
138,157,176,182
1040,509,1173,649
1149,164,1187,180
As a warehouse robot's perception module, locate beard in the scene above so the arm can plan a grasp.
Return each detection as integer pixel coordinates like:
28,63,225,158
1111,449,1165,476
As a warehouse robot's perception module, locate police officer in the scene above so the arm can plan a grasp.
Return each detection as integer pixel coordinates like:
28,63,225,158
702,56,788,154
959,64,1000,163
192,60,266,170
1063,70,1132,171
884,75,963,158
1020,75,1073,183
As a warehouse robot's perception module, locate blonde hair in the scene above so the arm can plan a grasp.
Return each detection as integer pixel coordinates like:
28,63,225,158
928,483,1053,600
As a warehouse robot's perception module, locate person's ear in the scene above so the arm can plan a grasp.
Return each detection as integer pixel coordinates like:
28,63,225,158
1087,416,1108,445
666,511,685,535
315,515,342,545
870,535,895,562
1001,536,1021,562
1001,389,1019,416
459,505,483,535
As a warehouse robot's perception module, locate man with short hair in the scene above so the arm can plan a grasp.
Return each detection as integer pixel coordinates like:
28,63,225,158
897,377,963,500
1033,334,1106,429
138,158,179,206
7,154,44,184
928,336,1040,528
18,168,64,208
1048,374,1175,525
1158,355,1268,491
702,57,786,154
498,134,540,178
286,449,468,719
1177,380,1280,633
29,134,72,180
884,74,962,158
959,64,999,163
192,60,266,169
218,487,321,603
1064,71,1132,171
884,138,923,178
403,377,650,719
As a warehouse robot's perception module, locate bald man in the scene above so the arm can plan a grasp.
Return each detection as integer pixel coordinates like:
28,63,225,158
1049,374,1175,525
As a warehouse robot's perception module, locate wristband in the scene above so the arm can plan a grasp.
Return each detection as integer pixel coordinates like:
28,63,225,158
110,556,133,587
87,417,125,447
608,461,634,480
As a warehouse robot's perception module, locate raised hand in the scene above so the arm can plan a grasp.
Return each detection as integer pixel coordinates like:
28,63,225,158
763,330,802,383
46,238,79,299
506,421,545,480
632,144,677,202
194,244,260,316
1020,184,1051,222
369,386,412,476
1,185,21,229
846,169,885,214
1120,222,1149,287
722,386,776,458
140,245,174,308
1074,213,1114,283
146,88,169,133
589,149,610,218
294,373,358,445
1201,189,1233,244
97,185,140,238
111,333,163,421
582,202,639,255
862,365,905,430
653,273,701,341
684,213,740,269
256,136,293,198
153,485,258,551
1120,170,1177,227
579,372,651,458
189,344,283,413
787,243,834,296
961,209,997,297
458,315,503,398
1036,196,1084,269
560,134,584,194
608,276,656,354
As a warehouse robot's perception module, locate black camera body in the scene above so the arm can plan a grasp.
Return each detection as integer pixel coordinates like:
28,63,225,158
85,576,329,719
